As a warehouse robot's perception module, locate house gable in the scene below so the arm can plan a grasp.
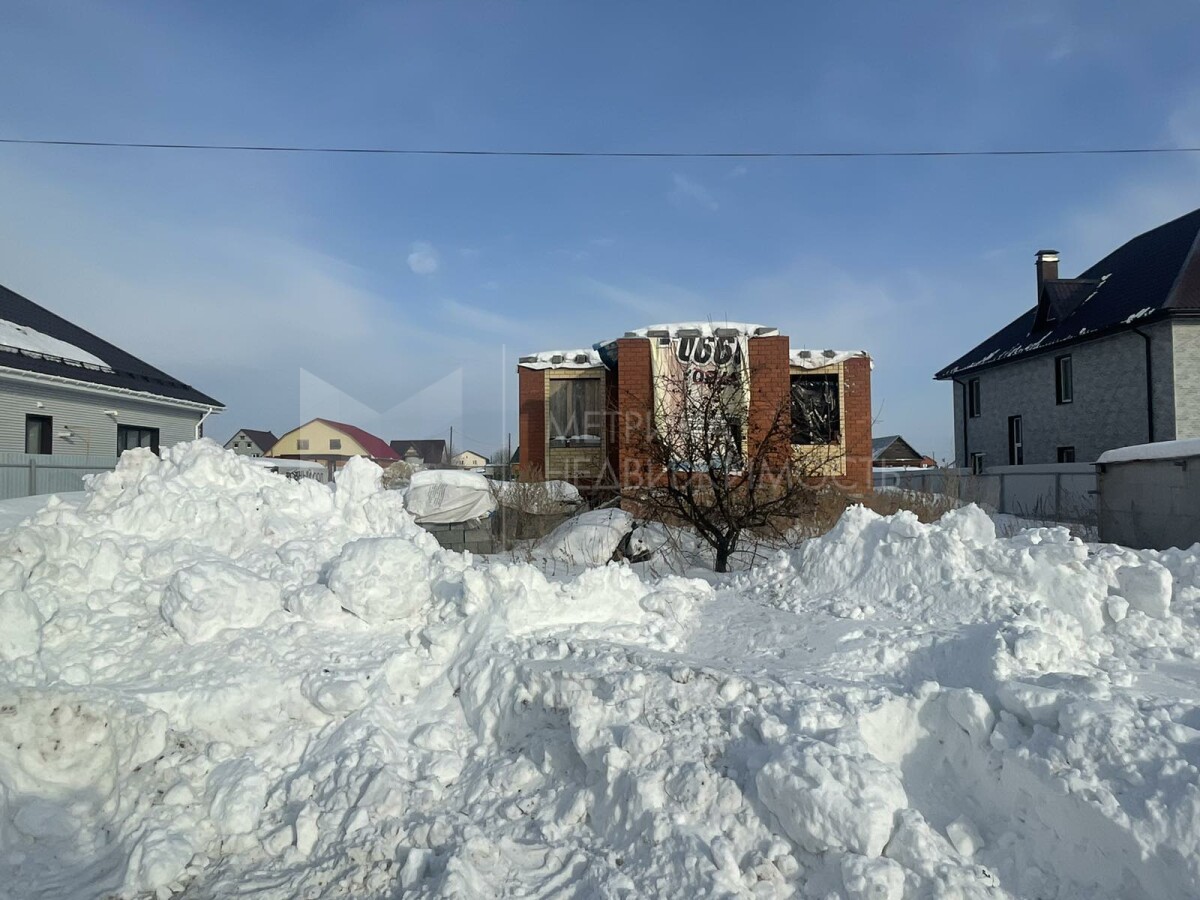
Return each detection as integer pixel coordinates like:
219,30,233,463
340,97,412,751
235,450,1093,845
936,207,1200,379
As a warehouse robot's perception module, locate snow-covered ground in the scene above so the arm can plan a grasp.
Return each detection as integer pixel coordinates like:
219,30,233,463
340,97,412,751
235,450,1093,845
3,441,1200,899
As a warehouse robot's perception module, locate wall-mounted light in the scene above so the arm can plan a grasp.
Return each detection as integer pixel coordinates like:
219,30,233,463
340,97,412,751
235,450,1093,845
35,401,45,408
105,410,119,418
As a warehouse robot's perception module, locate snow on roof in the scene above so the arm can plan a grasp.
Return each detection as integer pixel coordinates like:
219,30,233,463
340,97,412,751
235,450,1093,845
1097,438,1200,465
790,349,871,370
0,317,111,369
618,322,778,340
517,348,605,370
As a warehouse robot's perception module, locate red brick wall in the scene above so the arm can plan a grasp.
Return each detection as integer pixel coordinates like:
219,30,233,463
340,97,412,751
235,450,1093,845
841,355,873,493
616,337,653,486
518,366,545,480
748,336,792,468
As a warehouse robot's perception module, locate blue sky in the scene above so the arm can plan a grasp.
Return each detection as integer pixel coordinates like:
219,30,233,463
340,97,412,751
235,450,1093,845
2,1,1199,461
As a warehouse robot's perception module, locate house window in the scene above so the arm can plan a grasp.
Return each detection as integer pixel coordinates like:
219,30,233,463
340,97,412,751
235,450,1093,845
330,438,342,450
25,414,52,455
297,439,310,450
970,452,985,475
791,374,841,444
967,378,981,418
1007,415,1023,465
117,425,160,456
548,378,603,447
1056,355,1073,404
1057,446,1076,463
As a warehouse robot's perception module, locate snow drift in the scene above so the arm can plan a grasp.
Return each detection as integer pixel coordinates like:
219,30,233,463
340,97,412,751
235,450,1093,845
2,440,1200,898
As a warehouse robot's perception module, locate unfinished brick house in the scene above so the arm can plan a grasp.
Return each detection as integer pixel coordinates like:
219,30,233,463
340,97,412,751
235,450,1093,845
517,323,872,494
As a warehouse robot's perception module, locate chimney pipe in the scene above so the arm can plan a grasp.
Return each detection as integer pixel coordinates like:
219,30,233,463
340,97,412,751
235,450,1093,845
1036,249,1059,298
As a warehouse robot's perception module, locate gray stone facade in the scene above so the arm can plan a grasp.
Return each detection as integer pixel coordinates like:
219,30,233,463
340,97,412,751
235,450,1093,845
951,320,1182,466
1173,320,1200,439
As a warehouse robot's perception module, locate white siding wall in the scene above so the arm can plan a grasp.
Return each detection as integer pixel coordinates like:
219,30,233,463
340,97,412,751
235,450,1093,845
0,373,209,456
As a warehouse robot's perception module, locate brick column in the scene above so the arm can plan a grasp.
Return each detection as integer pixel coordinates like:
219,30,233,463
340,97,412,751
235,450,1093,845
518,366,546,480
748,335,792,469
616,338,653,490
841,355,873,493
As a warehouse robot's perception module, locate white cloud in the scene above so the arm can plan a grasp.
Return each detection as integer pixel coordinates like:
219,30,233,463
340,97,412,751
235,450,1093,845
407,241,440,275
668,173,719,212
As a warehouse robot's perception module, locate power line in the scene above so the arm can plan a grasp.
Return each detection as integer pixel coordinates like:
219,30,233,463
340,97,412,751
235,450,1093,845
2,136,1200,160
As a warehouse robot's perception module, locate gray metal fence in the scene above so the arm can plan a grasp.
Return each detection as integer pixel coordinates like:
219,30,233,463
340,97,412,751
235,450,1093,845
0,451,116,501
877,463,1098,525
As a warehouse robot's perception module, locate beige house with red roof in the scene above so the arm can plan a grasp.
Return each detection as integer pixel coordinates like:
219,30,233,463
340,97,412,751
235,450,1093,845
266,418,398,477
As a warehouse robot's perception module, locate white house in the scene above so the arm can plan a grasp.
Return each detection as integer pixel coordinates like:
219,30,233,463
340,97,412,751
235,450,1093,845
1,281,223,458
451,449,488,469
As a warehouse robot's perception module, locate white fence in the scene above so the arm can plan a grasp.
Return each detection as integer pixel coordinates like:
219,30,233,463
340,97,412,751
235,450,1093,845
877,464,1098,524
0,451,116,501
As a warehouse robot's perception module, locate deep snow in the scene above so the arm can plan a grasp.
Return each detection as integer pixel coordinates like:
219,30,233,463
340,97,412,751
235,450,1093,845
3,441,1200,898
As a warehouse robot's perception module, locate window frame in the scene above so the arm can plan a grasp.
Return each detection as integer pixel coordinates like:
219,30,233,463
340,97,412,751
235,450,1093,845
329,438,342,450
970,452,985,475
967,378,981,418
1056,446,1076,464
297,438,310,451
1007,415,1024,466
1055,355,1073,405
548,377,604,447
117,424,160,456
790,373,842,445
25,414,52,455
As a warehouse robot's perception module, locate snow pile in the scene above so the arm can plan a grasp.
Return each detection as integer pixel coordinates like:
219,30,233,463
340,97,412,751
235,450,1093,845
4,441,1200,898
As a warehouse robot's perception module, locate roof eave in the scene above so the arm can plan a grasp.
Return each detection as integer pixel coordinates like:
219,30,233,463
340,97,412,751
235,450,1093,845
934,309,1177,380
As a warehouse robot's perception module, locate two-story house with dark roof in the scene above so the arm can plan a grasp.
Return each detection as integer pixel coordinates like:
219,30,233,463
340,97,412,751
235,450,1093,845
0,282,223,458
224,429,278,457
935,209,1200,469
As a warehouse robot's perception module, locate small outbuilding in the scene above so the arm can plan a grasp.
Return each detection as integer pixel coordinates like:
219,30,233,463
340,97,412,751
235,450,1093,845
1097,438,1200,550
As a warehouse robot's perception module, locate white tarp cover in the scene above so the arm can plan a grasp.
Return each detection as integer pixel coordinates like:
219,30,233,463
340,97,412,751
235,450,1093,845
404,469,497,524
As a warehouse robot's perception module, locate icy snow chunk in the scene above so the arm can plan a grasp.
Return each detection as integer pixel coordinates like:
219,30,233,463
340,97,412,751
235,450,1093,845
207,757,269,836
1116,563,1173,619
841,854,906,900
122,828,194,894
939,503,997,545
333,454,384,503
946,816,984,857
325,536,445,624
0,590,42,660
756,738,907,857
161,560,283,644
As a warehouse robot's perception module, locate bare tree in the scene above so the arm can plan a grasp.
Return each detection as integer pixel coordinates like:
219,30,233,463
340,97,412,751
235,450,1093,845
622,366,845,572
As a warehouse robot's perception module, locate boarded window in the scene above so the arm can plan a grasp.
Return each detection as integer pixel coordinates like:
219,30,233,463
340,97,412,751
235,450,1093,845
548,378,603,446
791,374,840,444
